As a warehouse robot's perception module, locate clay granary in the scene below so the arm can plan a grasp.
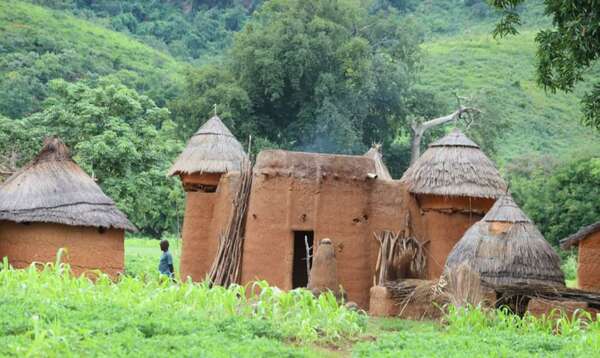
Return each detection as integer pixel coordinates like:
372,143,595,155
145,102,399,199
0,137,135,277
561,222,600,292
172,116,508,309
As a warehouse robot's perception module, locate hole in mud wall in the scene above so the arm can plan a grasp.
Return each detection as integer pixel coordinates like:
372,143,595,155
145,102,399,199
184,184,217,193
292,231,314,288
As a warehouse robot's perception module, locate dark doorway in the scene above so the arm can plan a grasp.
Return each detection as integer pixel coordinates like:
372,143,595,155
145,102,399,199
292,231,314,288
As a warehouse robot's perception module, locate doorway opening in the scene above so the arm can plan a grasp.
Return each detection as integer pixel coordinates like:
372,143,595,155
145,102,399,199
292,231,314,288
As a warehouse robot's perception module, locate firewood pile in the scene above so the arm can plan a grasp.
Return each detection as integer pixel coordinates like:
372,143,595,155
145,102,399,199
207,159,252,286
484,283,600,309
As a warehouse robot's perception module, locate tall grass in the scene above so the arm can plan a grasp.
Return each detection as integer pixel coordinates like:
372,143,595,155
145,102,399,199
356,305,600,357
0,260,366,356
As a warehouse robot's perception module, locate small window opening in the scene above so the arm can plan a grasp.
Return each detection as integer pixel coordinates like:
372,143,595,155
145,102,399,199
184,184,218,193
292,231,314,288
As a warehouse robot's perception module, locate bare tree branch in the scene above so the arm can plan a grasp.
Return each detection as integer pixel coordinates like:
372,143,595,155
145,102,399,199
409,106,480,165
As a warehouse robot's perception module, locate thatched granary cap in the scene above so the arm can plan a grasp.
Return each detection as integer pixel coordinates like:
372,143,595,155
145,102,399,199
483,195,531,223
560,221,600,249
0,137,136,231
168,115,247,176
364,144,392,180
400,128,507,199
445,195,565,287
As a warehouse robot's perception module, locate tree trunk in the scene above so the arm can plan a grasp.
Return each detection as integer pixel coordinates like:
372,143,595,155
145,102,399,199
409,107,475,165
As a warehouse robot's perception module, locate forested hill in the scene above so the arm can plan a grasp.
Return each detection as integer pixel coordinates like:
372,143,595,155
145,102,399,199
1,0,598,245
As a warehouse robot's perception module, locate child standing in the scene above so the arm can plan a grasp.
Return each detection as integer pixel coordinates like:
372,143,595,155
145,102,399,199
158,239,174,278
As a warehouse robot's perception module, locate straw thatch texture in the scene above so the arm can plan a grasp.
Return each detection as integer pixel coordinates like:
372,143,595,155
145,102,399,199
560,221,600,249
0,137,135,231
364,144,392,180
400,128,507,199
445,195,564,288
168,115,247,176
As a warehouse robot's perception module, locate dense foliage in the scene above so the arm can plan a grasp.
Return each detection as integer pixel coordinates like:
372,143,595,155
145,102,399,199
508,155,600,246
29,0,252,62
491,0,600,129
172,0,444,167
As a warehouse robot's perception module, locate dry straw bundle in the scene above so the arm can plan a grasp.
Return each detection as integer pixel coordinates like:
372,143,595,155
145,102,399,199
0,137,135,231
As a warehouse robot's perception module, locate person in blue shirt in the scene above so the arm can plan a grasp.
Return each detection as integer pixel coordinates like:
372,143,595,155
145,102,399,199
158,239,174,278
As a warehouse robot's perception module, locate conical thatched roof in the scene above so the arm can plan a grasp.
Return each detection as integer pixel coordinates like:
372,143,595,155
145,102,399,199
364,144,392,180
168,115,247,176
400,128,507,199
445,195,564,288
0,137,136,231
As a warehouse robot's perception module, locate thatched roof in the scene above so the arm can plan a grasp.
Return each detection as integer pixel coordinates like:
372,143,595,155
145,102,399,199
168,115,247,176
560,221,600,249
0,137,136,231
364,144,392,180
400,128,507,199
445,195,564,288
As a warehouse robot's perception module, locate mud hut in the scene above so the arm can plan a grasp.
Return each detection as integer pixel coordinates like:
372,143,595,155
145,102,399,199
364,144,392,180
0,137,135,277
400,128,507,279
169,115,247,280
446,195,564,287
561,222,600,292
241,149,409,308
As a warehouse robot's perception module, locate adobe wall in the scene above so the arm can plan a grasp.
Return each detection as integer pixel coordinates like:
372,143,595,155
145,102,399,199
415,195,495,279
0,221,124,278
179,173,238,281
241,151,409,309
578,232,600,292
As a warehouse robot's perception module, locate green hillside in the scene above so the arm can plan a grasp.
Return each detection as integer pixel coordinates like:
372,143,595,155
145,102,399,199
0,1,185,117
418,30,600,166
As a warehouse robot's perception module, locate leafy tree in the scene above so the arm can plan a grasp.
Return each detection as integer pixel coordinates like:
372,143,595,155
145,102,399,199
230,0,428,156
490,0,600,129
169,65,253,140
23,79,184,237
509,155,600,246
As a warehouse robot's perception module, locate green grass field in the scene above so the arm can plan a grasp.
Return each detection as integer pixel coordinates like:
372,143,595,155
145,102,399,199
3,239,596,357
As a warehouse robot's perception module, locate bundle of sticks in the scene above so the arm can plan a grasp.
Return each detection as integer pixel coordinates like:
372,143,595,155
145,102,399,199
207,159,253,286
373,229,428,286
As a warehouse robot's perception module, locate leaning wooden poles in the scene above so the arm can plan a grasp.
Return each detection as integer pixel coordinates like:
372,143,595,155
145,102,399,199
207,159,252,286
